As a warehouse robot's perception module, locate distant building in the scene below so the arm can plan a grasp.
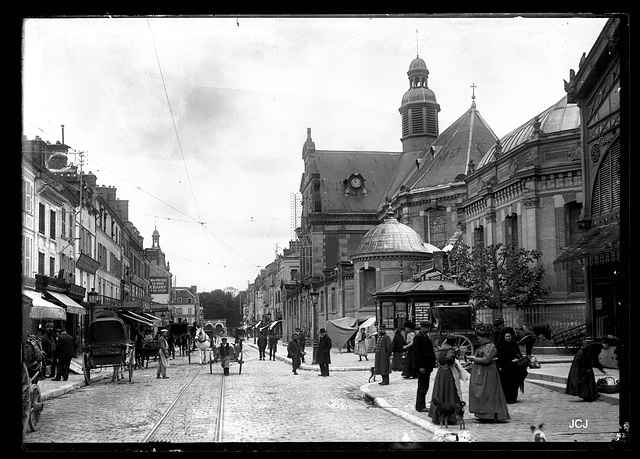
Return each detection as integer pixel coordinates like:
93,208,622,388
170,285,199,324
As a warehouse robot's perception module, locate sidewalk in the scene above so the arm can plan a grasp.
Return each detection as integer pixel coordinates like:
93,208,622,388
260,341,619,438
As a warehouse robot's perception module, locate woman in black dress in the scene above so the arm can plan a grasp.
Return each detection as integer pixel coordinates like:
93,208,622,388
496,327,527,404
565,335,616,402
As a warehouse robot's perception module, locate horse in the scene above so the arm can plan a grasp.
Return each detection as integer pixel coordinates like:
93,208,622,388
194,327,211,364
511,324,552,357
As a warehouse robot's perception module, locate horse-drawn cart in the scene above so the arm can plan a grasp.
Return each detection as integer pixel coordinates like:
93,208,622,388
428,304,478,366
83,317,135,384
551,323,587,354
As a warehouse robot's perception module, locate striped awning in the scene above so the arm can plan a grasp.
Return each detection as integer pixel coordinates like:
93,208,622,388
23,290,67,320
45,291,87,315
120,311,154,326
140,312,162,322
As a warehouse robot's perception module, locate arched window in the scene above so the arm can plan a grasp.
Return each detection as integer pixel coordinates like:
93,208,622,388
591,138,620,217
473,225,484,246
504,214,518,247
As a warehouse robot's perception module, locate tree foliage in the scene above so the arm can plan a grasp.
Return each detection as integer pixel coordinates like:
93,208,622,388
446,241,549,310
199,290,243,327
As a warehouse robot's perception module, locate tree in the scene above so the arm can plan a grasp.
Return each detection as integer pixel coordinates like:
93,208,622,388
199,290,243,327
446,241,549,312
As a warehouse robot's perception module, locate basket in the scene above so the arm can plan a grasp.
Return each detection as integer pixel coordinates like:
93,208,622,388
596,376,619,394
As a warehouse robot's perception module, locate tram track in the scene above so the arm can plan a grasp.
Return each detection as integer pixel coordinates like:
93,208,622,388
142,364,226,443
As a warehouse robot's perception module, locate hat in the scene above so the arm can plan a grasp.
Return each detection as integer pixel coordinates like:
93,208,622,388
221,337,227,341
319,328,326,333
403,321,414,329
419,321,431,328
160,329,168,332
379,323,386,329
494,318,504,325
601,335,618,345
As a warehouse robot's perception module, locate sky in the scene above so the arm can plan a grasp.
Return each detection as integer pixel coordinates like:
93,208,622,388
21,14,611,293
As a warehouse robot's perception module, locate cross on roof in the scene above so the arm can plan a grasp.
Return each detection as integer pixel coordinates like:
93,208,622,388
470,83,477,100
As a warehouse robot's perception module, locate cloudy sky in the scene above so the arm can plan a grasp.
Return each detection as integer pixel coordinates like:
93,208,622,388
22,14,610,293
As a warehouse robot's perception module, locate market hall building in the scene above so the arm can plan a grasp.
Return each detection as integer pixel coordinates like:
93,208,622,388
285,18,625,346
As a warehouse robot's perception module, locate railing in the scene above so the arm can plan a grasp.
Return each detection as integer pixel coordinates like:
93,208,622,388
475,300,586,347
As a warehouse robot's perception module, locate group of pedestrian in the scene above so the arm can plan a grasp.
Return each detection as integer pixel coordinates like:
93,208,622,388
41,323,75,382
257,330,282,361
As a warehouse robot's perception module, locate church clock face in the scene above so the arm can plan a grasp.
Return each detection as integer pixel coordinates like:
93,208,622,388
350,177,362,188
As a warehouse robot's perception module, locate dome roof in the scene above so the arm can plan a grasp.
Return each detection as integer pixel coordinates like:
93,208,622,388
351,211,432,258
477,95,580,168
401,86,438,105
408,56,428,72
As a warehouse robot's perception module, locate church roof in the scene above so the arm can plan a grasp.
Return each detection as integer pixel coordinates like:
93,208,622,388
477,95,580,168
311,149,401,213
383,101,497,202
409,102,497,189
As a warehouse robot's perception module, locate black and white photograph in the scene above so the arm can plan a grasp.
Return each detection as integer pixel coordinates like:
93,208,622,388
20,14,629,451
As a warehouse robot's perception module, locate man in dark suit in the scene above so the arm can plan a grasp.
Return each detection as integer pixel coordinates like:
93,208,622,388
316,328,332,376
52,329,75,381
413,321,436,412
257,331,268,360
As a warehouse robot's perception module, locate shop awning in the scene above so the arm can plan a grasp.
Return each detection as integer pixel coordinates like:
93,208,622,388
23,290,67,320
140,312,162,322
120,311,154,327
45,291,87,315
554,222,620,267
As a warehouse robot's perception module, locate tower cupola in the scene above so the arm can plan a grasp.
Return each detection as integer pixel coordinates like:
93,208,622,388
399,54,440,152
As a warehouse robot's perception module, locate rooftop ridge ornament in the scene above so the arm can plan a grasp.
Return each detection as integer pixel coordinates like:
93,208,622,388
470,83,477,108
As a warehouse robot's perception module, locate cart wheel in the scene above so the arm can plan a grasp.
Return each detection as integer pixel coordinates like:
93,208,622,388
28,383,43,432
238,348,244,375
188,348,191,364
565,332,585,354
22,363,31,434
83,353,91,385
450,335,474,361
210,354,213,374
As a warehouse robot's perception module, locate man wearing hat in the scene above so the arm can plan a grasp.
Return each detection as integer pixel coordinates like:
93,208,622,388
218,337,235,376
413,321,436,412
156,329,169,379
317,328,332,376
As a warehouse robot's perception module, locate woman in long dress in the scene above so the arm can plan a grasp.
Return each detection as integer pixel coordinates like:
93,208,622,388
565,335,616,402
391,327,405,371
496,327,528,404
466,329,509,422
428,335,468,424
354,328,369,361
401,322,417,379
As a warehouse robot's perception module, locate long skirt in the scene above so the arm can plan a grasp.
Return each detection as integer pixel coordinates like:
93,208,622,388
391,352,404,371
565,359,598,400
428,366,461,425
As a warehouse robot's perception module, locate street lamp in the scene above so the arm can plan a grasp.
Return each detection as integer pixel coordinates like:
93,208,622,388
309,288,319,364
87,288,99,306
